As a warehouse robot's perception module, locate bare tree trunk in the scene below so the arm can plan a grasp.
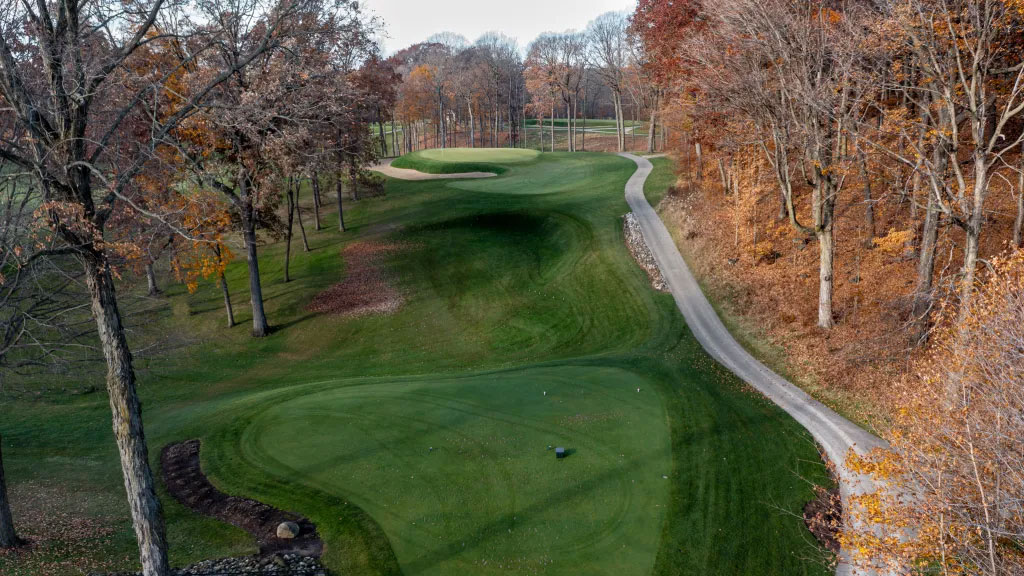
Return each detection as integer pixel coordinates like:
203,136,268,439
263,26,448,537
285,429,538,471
1015,145,1024,248
335,171,346,232
294,181,310,252
858,146,874,247
283,182,295,283
613,92,624,152
566,102,572,152
913,179,941,340
391,118,398,157
695,142,703,182
959,155,989,310
237,174,270,337
84,259,170,575
813,171,837,330
962,215,981,306
311,172,322,231
0,434,20,549
631,105,636,151
550,103,555,151
718,158,731,193
647,106,657,154
468,101,474,148
145,262,160,296
817,226,835,329
349,164,359,201
214,246,235,328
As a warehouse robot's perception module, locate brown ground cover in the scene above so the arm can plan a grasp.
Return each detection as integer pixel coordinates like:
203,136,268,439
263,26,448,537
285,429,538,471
308,241,405,318
657,152,1023,429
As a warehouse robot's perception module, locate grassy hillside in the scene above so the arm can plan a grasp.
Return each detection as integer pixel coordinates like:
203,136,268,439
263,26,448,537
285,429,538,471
1,151,831,576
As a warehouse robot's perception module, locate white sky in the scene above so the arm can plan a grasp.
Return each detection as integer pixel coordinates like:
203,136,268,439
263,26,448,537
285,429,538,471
363,0,637,55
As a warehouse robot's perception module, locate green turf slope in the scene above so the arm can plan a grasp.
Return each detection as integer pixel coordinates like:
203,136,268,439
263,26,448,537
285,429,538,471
1,151,831,576
391,148,538,175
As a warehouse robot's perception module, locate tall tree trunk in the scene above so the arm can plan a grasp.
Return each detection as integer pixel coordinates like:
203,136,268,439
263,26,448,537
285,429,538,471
283,182,295,283
614,93,624,152
550,103,554,151
858,147,874,247
219,272,235,328
695,143,703,182
913,173,941,344
242,215,269,337
145,262,160,296
813,172,838,330
718,158,731,193
214,246,235,328
311,172,322,231
817,224,836,329
647,106,657,154
581,91,587,152
335,171,346,232
1014,143,1024,248
468,101,474,148
0,434,19,549
631,105,637,151
349,164,359,201
294,181,310,252
566,102,572,152
959,154,989,310
83,258,170,575
961,213,982,307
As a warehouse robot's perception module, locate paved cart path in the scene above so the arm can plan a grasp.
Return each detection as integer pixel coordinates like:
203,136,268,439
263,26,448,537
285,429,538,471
620,153,889,576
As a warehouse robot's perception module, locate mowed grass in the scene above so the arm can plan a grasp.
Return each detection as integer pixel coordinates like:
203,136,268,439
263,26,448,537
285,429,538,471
1,151,831,576
391,148,538,175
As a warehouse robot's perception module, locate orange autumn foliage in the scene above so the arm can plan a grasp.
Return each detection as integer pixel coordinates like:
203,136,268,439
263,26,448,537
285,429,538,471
843,252,1024,575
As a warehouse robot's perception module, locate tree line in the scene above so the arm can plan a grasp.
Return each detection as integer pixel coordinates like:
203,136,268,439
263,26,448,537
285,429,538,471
630,0,1024,572
377,12,667,156
0,0,391,572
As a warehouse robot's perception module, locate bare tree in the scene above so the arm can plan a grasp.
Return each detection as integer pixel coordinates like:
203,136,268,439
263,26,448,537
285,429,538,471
871,0,1024,318
0,0,362,571
690,0,871,328
587,11,629,151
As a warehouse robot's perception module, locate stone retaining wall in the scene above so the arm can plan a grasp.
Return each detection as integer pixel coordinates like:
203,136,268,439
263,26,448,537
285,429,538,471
624,212,668,292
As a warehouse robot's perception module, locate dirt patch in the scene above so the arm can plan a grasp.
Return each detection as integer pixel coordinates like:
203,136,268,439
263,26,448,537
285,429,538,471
308,241,405,317
160,440,322,558
803,484,842,554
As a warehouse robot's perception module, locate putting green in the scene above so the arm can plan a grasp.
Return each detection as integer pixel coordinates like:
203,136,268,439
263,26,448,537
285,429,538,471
418,148,539,164
237,366,670,576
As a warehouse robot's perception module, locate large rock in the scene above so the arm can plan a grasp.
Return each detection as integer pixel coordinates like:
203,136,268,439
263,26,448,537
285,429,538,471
276,521,300,539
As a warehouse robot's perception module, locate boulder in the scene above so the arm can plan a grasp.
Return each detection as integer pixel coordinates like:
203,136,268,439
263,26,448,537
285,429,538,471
276,521,300,539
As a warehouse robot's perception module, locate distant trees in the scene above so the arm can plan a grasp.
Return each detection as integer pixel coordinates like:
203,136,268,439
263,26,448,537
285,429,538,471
391,34,526,151
385,24,668,155
587,12,630,151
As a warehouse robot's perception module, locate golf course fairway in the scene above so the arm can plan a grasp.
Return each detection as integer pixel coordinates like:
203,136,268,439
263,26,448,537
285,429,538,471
1,151,832,576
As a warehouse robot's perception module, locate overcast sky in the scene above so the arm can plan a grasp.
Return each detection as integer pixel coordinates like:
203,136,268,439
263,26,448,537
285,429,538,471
363,0,637,55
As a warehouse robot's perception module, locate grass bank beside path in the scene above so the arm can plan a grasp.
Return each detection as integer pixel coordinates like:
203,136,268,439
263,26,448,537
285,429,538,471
2,150,830,576
643,157,676,208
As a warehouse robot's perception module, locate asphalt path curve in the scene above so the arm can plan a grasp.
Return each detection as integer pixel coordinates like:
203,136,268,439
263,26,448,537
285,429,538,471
620,152,891,576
